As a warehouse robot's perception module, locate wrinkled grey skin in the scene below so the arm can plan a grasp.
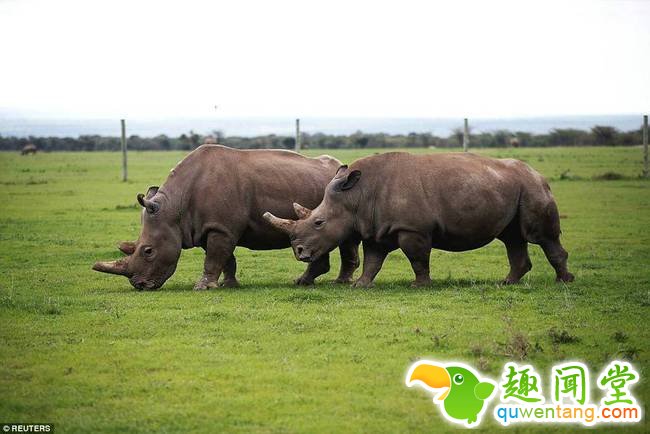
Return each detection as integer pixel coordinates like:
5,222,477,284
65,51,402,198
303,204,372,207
264,152,574,287
93,145,360,290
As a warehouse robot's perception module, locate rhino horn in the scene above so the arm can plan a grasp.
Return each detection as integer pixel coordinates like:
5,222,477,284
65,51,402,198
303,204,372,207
292,202,312,219
117,241,136,255
263,212,296,234
92,258,130,276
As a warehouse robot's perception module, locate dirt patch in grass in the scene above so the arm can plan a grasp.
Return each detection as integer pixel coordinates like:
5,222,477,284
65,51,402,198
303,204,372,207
548,327,580,344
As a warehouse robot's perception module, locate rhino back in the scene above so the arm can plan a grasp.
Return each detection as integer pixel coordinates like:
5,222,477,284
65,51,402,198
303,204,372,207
348,152,547,250
165,145,339,249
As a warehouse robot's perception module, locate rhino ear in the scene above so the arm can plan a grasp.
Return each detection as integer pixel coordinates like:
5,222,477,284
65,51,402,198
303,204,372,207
335,170,361,191
146,186,159,199
137,193,160,213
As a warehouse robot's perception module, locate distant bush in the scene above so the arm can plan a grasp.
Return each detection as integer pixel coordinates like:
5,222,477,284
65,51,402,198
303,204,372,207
0,124,644,151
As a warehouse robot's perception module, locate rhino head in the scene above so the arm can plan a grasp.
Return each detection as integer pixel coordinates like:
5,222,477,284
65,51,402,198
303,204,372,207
93,186,182,290
263,166,362,262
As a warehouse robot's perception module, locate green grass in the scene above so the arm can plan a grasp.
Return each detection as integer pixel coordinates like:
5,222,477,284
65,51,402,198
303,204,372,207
0,147,649,433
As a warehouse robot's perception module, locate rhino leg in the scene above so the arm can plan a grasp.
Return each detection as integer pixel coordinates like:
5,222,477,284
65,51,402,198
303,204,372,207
398,231,433,287
502,240,532,284
195,232,236,290
520,198,574,283
540,239,574,283
499,221,532,284
352,240,391,288
295,254,330,285
219,254,240,288
335,239,360,283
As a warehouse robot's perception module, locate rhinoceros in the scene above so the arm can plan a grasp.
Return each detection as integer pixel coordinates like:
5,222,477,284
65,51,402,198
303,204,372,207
93,145,360,290
263,152,574,287
21,144,38,155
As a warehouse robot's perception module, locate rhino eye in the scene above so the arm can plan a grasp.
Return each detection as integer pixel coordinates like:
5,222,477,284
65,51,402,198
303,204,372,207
314,219,325,228
143,246,154,257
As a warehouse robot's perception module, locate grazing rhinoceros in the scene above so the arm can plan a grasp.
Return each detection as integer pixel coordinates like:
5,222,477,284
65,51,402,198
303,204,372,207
93,145,360,290
21,144,38,155
263,152,574,287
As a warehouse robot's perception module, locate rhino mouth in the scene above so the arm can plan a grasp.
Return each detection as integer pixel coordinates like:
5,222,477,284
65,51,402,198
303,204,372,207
129,277,160,291
294,246,315,263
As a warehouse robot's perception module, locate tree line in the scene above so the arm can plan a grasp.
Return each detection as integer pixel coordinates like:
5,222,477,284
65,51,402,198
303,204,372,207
0,125,644,152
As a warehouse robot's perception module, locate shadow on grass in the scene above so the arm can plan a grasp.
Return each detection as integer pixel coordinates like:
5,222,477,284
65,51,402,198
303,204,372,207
88,275,569,295
138,277,559,293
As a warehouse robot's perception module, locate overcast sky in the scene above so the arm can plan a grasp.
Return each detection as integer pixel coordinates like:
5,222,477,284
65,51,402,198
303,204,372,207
0,0,648,119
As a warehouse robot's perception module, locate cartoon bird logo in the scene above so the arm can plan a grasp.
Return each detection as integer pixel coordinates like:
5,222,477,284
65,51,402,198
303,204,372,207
406,360,496,427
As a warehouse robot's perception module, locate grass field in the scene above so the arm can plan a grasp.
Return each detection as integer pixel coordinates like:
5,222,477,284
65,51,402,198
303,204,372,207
0,147,649,433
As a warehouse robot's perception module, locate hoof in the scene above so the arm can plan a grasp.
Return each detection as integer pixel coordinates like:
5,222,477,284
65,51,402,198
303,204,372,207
501,277,521,285
194,277,219,290
219,279,240,288
334,277,353,284
294,276,315,286
410,279,432,288
556,273,575,283
352,279,373,288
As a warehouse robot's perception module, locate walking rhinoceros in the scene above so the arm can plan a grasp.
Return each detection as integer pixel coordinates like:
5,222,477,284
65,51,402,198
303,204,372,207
93,145,360,290
264,152,574,287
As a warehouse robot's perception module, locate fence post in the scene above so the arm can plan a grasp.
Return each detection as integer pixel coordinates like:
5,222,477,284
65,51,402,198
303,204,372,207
121,119,127,182
463,118,469,152
295,118,301,152
643,115,648,178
